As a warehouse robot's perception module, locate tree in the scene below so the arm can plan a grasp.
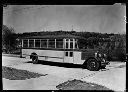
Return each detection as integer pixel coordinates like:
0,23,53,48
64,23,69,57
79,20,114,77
2,25,17,53
114,37,126,61
87,37,95,49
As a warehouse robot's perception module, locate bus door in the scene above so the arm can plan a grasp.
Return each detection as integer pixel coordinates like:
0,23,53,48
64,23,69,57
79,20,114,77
64,39,74,63
64,51,74,63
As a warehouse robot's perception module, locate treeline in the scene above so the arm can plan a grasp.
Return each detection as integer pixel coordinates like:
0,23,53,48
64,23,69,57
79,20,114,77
19,30,115,38
2,25,18,53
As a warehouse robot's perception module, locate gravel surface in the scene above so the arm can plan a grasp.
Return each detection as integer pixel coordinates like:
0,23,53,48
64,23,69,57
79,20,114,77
56,79,113,90
2,66,47,80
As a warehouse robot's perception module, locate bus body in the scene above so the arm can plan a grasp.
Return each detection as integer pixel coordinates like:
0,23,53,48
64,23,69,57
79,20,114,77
21,34,109,71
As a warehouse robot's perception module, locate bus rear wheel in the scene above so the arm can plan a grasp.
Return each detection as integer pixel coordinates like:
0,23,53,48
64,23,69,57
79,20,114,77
32,56,38,64
86,58,100,71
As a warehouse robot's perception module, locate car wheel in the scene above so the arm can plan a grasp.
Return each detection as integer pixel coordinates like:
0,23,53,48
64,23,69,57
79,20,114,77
86,58,100,71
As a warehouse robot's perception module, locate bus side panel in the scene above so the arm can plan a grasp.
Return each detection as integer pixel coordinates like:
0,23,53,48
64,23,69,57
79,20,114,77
22,49,31,58
41,50,64,58
38,57,45,61
47,58,64,63
22,49,64,62
73,51,85,64
22,49,64,57
38,56,64,63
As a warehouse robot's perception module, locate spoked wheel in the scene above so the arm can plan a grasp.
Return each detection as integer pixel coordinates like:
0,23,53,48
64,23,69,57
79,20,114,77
32,56,38,64
86,58,100,71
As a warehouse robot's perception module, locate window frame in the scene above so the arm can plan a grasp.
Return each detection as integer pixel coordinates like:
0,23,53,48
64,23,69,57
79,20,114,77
56,39,63,49
35,39,41,48
48,39,55,48
41,39,47,48
29,39,34,48
23,39,28,48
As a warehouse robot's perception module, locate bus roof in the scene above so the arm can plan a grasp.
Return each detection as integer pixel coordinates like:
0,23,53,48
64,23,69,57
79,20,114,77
21,34,86,40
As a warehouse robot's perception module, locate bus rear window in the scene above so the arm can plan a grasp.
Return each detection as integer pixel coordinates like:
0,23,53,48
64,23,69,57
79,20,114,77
23,39,28,47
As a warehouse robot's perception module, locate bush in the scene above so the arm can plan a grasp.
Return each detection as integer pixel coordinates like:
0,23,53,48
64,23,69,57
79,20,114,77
2,25,17,53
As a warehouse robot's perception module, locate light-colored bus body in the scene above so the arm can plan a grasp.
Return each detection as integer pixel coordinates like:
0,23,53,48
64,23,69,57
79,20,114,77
22,49,85,64
21,36,85,65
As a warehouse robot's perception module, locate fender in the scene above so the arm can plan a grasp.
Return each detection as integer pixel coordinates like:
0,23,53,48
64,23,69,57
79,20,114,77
83,57,100,66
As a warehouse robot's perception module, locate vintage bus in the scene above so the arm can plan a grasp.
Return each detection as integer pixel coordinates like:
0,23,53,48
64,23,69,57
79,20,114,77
20,34,109,71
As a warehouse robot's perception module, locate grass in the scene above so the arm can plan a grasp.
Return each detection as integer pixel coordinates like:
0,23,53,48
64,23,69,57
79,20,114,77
2,66,47,80
56,79,113,91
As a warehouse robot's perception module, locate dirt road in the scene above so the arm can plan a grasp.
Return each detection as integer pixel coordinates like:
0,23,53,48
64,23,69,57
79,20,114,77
2,55,126,91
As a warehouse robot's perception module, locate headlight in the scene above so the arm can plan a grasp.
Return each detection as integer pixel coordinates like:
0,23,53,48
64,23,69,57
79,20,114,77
103,54,107,58
98,53,101,57
95,52,102,58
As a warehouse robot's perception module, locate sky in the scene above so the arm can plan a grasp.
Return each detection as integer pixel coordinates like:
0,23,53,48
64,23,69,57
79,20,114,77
3,5,126,34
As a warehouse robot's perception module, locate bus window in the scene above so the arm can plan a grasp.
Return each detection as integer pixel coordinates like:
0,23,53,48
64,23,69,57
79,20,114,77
70,52,73,57
66,42,68,49
56,39,63,48
70,41,73,49
70,39,73,41
65,39,69,49
41,39,47,48
75,41,78,49
65,52,68,56
29,39,34,47
23,39,28,48
49,39,55,48
35,39,40,48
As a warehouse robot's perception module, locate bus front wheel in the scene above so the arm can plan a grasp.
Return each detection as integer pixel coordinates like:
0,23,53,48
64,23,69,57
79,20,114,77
86,58,100,71
32,56,38,64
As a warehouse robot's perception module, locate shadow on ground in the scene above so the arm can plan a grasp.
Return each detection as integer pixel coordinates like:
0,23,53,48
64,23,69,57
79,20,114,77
25,60,84,69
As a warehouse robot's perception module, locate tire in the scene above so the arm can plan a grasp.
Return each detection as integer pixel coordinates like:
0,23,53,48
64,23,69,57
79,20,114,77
32,56,38,64
86,58,100,71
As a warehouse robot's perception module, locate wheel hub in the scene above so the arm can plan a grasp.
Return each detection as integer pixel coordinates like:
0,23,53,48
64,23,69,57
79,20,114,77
91,62,96,67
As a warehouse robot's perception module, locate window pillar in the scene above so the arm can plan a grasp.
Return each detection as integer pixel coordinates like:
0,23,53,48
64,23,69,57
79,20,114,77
22,39,23,47
68,39,70,49
47,39,49,48
63,39,65,49
55,39,56,48
40,39,41,48
73,39,75,49
34,39,35,48
28,39,29,47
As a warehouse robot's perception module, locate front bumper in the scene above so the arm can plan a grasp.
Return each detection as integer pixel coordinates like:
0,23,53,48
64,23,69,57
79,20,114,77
101,59,110,66
97,58,110,66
